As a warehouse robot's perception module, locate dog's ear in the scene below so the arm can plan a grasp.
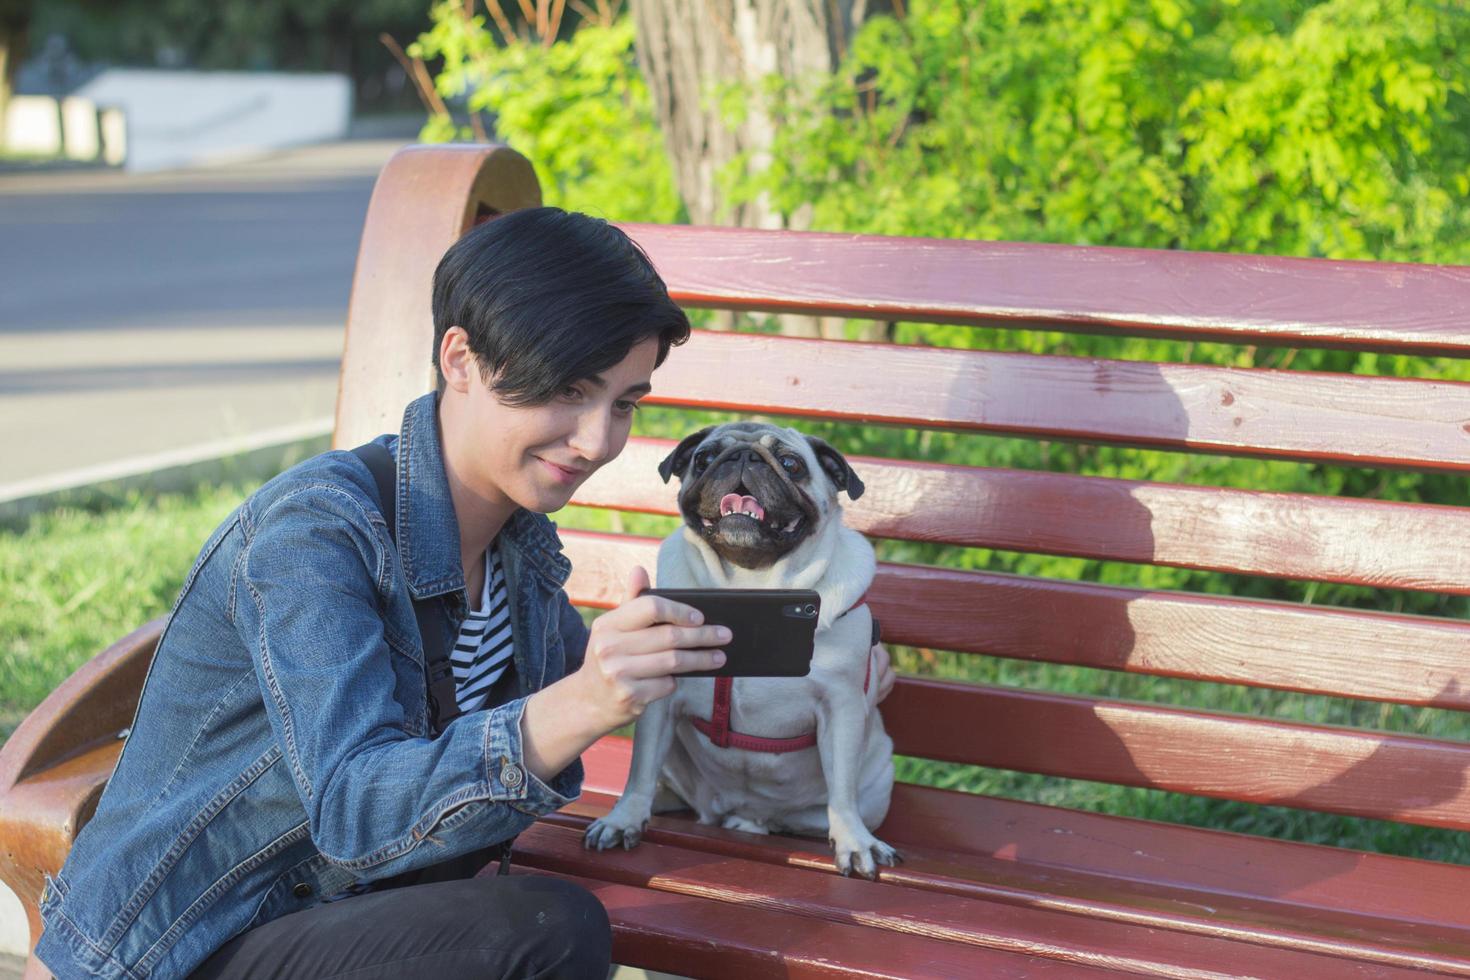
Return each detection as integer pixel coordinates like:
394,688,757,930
805,435,865,500
658,427,717,484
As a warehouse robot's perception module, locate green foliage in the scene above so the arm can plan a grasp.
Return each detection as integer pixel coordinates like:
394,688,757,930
34,0,427,76
709,0,1470,621
729,0,1470,262
411,5,681,222
0,482,260,739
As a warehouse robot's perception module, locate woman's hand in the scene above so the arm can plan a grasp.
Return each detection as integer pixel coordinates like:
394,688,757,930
574,566,729,732
872,642,896,702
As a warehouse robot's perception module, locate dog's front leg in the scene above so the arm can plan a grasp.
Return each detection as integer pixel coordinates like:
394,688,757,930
816,689,900,879
583,695,676,851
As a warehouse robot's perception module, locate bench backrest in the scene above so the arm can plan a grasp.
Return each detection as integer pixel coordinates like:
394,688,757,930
341,146,1470,836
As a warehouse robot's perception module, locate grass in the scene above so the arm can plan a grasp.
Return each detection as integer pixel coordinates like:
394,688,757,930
0,481,263,739
0,150,61,163
4,470,1467,867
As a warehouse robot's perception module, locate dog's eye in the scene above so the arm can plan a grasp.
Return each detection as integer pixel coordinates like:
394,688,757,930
692,450,717,475
779,455,804,476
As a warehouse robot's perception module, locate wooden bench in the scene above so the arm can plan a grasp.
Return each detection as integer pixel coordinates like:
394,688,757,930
5,142,1470,978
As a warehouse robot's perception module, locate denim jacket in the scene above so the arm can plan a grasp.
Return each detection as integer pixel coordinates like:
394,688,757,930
36,393,589,979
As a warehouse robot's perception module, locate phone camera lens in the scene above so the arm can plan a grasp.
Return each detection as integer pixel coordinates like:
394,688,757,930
803,604,816,616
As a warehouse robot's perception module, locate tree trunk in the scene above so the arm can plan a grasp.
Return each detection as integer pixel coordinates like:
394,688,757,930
630,0,889,336
0,37,9,152
0,0,29,153
0,26,22,153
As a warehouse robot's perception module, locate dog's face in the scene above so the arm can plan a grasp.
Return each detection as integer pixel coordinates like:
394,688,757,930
658,422,864,569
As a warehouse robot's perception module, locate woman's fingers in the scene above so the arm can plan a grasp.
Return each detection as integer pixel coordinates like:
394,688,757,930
601,627,729,680
587,597,728,668
622,566,702,625
577,567,732,724
599,583,703,632
623,565,651,604
648,648,728,676
614,622,730,658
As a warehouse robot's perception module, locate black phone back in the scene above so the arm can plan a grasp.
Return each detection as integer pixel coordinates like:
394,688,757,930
644,588,820,678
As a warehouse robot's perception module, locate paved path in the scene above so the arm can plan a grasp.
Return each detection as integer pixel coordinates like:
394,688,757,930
0,139,410,493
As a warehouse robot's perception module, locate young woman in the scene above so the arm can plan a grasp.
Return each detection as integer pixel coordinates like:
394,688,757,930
36,208,893,979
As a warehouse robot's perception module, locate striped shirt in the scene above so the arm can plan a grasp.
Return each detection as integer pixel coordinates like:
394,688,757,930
453,546,515,713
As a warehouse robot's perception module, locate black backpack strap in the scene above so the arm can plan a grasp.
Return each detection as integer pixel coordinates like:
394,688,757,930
351,442,462,734
352,442,398,537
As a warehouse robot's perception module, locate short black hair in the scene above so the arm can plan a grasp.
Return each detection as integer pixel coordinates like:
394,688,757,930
431,207,690,405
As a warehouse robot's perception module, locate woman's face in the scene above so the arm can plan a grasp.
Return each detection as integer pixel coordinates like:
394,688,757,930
439,329,658,516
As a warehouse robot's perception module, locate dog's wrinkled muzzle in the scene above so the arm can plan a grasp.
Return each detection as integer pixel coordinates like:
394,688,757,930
682,445,816,568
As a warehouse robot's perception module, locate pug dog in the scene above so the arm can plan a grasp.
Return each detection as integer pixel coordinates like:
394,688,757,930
583,422,898,878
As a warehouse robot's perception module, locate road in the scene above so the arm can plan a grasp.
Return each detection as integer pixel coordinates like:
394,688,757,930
0,139,410,490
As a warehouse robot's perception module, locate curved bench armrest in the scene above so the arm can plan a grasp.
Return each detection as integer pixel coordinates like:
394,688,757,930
0,618,163,955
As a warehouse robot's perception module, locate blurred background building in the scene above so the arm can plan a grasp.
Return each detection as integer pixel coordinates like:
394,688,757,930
1,0,434,168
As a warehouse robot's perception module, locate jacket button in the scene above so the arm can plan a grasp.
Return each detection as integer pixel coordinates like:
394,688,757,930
500,763,523,789
292,883,313,898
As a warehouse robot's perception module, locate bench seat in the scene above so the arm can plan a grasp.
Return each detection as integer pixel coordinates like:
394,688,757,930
514,868,1117,979
510,739,1470,977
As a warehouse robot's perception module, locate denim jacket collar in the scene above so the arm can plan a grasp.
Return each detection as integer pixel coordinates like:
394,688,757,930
394,392,572,600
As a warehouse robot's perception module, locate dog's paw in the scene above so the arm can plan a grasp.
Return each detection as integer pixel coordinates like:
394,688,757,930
583,810,649,851
829,831,901,880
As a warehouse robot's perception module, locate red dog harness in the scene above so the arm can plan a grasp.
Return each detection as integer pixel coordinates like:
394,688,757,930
690,604,879,754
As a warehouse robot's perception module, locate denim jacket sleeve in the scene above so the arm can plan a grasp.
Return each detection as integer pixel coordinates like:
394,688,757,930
237,484,576,880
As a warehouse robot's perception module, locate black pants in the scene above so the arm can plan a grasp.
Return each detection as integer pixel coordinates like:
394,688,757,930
190,855,611,979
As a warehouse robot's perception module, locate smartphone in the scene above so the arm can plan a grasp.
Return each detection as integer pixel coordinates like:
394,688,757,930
643,588,821,678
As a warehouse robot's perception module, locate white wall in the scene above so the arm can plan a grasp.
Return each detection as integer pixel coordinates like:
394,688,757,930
3,95,115,161
73,69,352,172
4,96,62,155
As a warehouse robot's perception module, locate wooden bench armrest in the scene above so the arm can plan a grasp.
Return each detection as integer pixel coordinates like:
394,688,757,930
0,618,162,950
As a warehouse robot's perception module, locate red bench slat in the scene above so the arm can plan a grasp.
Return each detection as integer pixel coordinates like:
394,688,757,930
542,785,1470,974
620,223,1470,357
559,531,1470,709
578,737,1470,937
866,563,1470,709
641,331,1470,472
514,868,1115,978
512,821,1435,978
882,678,1470,831
543,805,1470,975
577,438,1470,594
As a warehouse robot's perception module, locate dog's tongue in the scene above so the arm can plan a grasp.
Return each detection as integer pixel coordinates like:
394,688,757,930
719,493,766,521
